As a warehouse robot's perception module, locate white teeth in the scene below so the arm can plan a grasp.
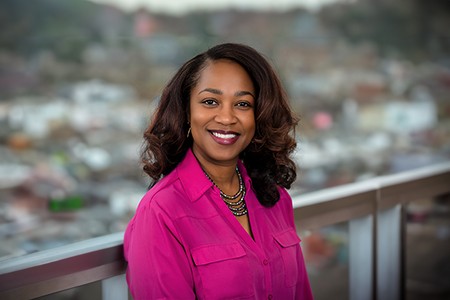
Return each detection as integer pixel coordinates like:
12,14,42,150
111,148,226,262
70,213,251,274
212,132,237,139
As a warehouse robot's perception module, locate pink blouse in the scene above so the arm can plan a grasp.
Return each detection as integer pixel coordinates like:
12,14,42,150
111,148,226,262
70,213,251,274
124,149,313,299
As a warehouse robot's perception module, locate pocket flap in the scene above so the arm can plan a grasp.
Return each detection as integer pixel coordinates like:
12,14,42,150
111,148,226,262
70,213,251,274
191,242,246,266
274,229,301,248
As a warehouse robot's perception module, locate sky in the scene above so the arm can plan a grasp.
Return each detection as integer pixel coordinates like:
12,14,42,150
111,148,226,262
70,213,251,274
89,0,347,15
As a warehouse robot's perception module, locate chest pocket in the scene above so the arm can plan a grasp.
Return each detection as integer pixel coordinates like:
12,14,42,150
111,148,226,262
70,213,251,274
191,242,255,299
274,229,301,287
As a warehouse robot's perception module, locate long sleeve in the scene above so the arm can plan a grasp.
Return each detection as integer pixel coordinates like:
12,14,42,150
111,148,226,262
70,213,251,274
124,200,195,300
296,243,314,299
279,187,314,299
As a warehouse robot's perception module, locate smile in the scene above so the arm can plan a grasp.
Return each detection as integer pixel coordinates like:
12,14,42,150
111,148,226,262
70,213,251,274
209,130,240,145
212,132,237,139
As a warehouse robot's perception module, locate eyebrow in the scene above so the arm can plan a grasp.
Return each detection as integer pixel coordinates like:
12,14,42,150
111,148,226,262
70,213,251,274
198,88,255,98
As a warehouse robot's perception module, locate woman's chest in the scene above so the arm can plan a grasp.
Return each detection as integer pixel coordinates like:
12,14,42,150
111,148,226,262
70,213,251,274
172,205,300,299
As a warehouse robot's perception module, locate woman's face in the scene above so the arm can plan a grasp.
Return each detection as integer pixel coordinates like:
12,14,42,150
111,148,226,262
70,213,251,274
189,59,256,167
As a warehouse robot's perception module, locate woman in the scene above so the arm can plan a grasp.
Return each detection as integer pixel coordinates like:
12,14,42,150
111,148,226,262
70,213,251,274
124,43,313,299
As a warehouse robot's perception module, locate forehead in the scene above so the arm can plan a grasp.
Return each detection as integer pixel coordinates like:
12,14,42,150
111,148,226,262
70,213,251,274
193,59,254,92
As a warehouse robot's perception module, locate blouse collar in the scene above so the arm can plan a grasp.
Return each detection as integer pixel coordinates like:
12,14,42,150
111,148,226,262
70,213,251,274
176,148,252,202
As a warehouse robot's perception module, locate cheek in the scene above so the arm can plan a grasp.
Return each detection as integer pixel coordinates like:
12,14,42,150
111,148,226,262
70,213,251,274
190,111,208,127
189,111,213,139
246,116,256,137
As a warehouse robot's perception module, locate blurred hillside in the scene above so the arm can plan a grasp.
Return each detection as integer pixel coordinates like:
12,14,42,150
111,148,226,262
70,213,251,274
1,0,449,99
2,0,449,60
320,0,450,62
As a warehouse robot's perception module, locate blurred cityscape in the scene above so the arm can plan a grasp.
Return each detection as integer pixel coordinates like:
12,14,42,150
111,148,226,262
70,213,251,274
0,0,449,297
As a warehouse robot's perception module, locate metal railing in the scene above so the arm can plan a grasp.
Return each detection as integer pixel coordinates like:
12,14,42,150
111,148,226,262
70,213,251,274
1,162,449,300
294,162,450,300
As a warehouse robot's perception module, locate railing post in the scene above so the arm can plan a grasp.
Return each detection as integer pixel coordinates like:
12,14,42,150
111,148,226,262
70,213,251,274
102,274,128,300
377,204,403,300
349,214,374,300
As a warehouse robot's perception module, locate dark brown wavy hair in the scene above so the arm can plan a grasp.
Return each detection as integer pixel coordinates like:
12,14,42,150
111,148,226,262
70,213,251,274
142,43,298,207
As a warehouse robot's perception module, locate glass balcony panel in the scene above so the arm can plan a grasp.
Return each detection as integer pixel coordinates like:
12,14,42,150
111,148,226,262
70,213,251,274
299,222,349,300
405,194,450,300
36,281,101,300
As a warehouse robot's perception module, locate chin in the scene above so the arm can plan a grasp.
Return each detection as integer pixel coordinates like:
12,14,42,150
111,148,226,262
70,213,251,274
209,151,241,163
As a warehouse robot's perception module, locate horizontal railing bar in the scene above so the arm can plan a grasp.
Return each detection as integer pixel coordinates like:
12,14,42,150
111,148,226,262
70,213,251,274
0,233,126,300
2,261,125,300
295,190,376,230
0,232,124,275
376,161,450,188
379,173,450,210
292,161,450,209
292,178,379,208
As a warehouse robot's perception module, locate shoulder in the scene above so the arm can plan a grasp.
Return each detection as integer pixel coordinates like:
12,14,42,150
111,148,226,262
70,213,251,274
135,170,188,219
277,186,293,207
274,186,296,220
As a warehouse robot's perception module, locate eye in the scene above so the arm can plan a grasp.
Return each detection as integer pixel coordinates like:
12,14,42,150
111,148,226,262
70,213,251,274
201,99,218,106
236,101,253,108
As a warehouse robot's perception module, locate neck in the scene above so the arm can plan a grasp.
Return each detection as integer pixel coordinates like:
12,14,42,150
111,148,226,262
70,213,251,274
193,158,238,194
203,164,237,192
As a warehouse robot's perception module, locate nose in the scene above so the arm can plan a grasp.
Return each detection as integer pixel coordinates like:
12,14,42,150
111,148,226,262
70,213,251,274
215,105,237,125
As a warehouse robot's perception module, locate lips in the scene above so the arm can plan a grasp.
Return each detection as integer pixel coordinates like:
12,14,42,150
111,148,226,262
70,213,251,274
209,130,240,145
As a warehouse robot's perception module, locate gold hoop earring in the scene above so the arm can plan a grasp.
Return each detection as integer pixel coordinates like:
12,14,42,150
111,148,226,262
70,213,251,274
187,127,191,138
